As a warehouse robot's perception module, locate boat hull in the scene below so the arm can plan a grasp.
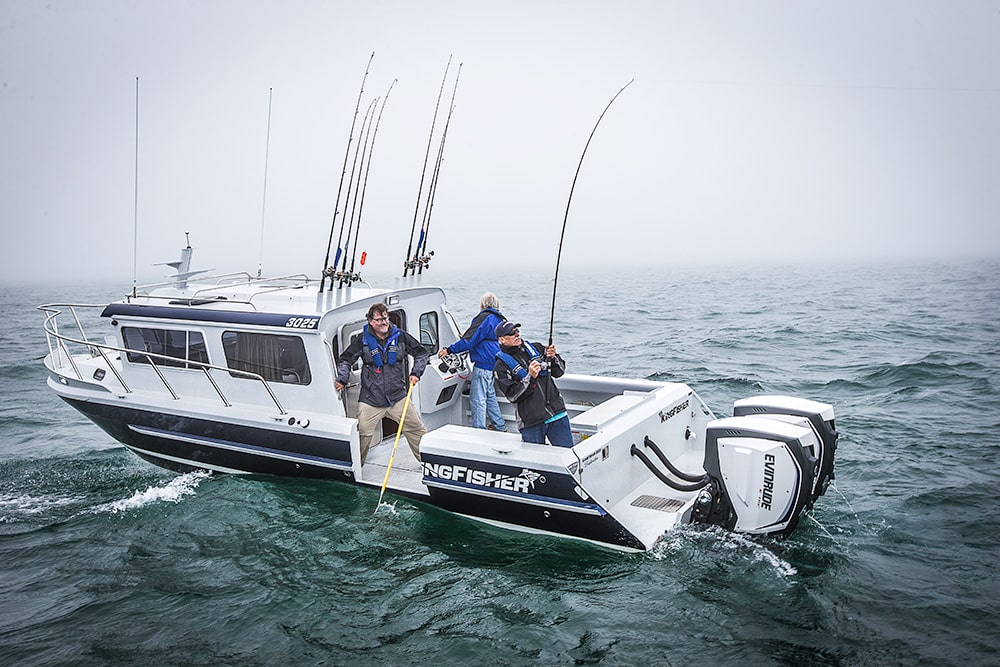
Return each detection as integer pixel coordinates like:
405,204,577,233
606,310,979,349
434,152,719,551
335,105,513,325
60,396,355,479
59,395,652,550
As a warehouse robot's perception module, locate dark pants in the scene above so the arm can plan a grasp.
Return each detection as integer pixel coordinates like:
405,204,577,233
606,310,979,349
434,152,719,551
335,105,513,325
520,415,573,447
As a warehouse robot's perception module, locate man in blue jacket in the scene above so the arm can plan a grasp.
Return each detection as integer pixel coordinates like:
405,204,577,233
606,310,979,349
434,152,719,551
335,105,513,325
438,292,507,431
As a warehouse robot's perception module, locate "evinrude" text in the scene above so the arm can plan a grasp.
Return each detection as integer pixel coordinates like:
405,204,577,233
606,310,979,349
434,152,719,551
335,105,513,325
760,453,776,510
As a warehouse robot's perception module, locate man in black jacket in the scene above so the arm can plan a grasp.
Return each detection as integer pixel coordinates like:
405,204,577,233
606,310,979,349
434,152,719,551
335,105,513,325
335,303,428,463
492,320,573,447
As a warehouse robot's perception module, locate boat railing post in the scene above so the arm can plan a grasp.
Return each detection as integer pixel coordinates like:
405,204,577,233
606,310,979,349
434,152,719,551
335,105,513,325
69,306,89,346
94,345,131,394
258,377,286,415
57,338,83,380
145,356,179,400
200,367,231,408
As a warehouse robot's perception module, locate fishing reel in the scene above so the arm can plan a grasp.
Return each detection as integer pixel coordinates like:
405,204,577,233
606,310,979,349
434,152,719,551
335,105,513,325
403,251,435,272
535,358,550,374
323,267,362,285
438,351,470,378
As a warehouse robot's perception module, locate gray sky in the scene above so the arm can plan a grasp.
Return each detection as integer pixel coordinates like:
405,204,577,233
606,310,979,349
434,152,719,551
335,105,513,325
3,1,999,285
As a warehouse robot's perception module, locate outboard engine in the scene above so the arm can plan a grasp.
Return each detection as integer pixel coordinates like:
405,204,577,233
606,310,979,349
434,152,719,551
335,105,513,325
692,396,837,536
733,396,837,503
693,416,817,535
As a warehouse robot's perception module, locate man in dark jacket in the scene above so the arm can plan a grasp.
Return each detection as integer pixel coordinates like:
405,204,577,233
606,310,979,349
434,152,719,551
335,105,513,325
335,303,428,463
492,320,573,447
438,292,507,431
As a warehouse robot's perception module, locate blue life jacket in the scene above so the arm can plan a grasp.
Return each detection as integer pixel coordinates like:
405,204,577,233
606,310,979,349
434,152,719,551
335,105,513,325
496,342,546,380
362,325,400,367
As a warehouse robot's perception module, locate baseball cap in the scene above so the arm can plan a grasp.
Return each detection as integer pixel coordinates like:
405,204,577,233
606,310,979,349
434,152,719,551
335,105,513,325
494,320,522,338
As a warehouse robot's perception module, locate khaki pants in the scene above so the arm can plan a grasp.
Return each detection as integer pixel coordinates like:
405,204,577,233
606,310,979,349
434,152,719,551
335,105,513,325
357,395,426,463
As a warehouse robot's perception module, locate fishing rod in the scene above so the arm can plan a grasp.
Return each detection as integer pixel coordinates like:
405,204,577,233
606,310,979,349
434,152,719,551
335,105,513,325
403,55,452,277
320,51,374,293
547,79,634,345
345,79,397,284
332,97,378,286
257,87,273,279
414,62,462,275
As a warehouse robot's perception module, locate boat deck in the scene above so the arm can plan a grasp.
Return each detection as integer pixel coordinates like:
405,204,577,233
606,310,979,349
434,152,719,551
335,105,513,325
357,436,429,497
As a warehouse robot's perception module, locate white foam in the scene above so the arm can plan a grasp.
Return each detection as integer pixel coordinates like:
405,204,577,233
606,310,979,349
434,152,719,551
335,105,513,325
96,471,211,514
0,492,83,518
374,500,398,516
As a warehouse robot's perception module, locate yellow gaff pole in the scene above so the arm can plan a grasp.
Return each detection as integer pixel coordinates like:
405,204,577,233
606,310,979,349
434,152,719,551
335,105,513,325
375,381,415,512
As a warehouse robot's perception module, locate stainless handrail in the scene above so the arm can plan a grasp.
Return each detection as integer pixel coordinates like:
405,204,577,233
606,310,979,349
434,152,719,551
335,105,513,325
38,303,286,414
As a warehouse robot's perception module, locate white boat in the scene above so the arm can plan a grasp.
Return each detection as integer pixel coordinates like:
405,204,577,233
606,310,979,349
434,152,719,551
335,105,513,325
39,242,838,552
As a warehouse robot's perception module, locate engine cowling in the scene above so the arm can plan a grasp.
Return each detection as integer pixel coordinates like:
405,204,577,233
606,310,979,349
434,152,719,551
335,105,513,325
733,395,838,503
692,396,836,536
695,416,816,534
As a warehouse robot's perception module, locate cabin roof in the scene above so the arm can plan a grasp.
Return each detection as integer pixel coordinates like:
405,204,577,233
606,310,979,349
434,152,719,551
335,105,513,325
104,276,448,330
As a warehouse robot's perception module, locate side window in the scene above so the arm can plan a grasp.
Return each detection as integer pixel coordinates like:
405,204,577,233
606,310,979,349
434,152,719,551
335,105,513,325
222,331,312,385
122,326,208,368
419,311,439,355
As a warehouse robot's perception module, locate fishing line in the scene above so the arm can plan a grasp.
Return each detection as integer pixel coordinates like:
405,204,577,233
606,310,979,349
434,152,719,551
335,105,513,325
320,51,374,292
257,87,273,279
547,79,633,345
404,55,452,277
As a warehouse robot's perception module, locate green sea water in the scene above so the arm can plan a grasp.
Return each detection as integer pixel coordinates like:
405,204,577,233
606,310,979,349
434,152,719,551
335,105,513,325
2,260,998,665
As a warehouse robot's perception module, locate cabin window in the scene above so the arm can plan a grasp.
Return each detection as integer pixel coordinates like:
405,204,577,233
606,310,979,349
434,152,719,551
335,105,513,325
334,309,407,370
222,331,312,385
419,311,439,355
122,327,209,368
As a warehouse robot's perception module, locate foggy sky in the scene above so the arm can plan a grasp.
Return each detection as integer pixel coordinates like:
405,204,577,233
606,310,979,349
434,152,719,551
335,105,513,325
2,1,999,286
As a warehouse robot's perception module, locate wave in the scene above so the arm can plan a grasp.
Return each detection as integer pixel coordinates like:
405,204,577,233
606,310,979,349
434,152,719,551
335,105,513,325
0,491,85,519
650,524,798,577
92,471,211,514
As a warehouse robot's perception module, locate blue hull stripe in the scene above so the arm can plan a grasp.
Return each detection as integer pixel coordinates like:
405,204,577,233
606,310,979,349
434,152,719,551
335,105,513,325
128,424,352,471
423,477,606,516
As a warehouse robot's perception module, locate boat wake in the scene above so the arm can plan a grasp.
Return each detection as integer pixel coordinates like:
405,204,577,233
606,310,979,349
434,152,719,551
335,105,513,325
93,471,211,514
650,526,798,577
0,491,84,520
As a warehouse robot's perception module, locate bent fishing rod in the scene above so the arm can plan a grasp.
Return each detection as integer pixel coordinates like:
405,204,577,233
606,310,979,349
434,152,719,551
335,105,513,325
320,51,374,293
403,55,452,277
547,79,634,345
413,62,462,275
344,79,397,285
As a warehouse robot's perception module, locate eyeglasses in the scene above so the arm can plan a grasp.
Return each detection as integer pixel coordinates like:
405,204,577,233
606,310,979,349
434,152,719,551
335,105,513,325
371,316,389,323
504,330,520,337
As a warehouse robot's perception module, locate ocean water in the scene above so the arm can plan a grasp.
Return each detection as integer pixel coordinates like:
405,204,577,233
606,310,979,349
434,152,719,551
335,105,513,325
2,260,998,666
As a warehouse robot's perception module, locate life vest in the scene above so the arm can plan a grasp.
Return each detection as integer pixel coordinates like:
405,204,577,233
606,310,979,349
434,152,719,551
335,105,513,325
496,342,546,380
362,325,400,367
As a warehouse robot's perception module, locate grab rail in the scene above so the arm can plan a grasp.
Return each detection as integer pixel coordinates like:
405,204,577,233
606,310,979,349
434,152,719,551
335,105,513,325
38,303,286,415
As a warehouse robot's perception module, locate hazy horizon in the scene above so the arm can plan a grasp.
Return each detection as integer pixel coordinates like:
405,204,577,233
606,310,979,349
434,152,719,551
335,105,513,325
3,1,999,285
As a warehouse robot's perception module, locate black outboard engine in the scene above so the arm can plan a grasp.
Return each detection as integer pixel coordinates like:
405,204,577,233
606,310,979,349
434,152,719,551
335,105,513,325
692,396,836,536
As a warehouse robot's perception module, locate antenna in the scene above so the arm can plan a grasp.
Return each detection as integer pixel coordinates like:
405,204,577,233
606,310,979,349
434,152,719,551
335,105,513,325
132,76,139,298
257,87,273,279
